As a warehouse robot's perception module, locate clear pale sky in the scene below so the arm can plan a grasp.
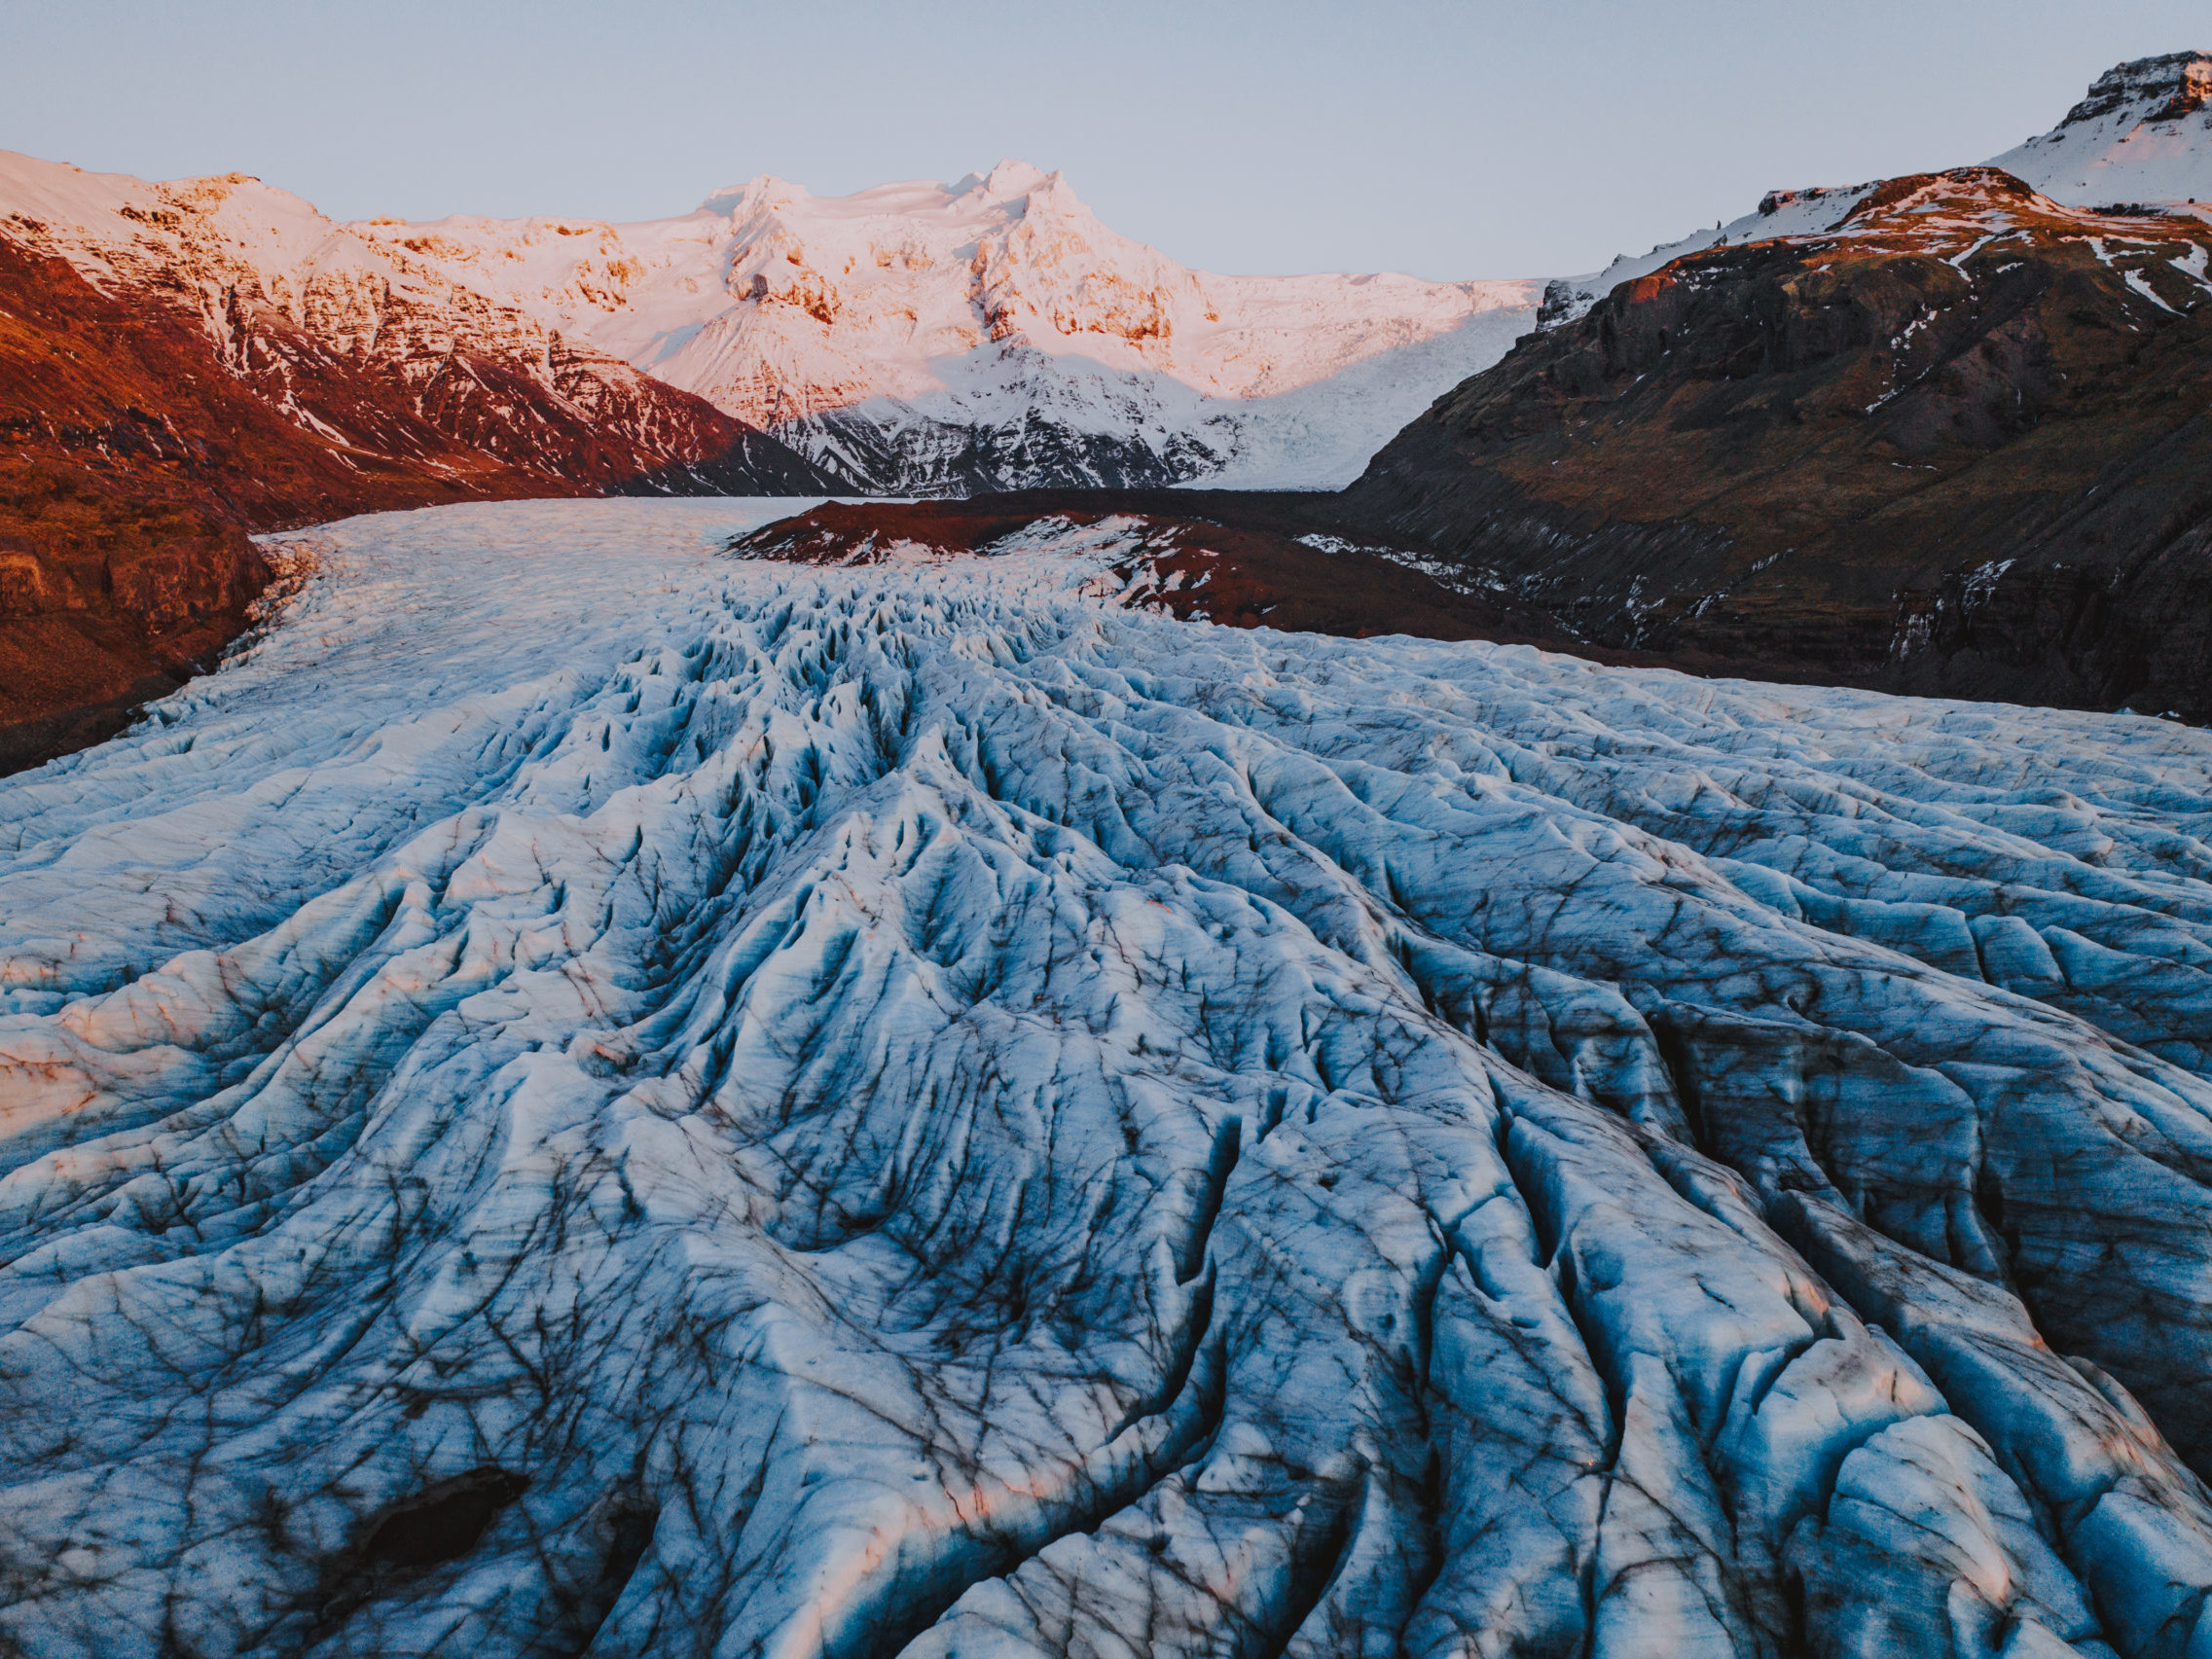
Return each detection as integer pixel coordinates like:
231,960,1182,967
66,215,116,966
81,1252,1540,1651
1,0,2203,280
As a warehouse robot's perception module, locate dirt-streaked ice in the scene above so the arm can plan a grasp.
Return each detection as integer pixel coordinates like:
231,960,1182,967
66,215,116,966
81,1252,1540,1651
7,500,2212,1659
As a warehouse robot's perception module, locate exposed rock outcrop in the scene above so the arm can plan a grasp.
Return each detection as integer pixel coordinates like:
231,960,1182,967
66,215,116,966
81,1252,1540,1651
729,493,1598,649
1994,51,2212,205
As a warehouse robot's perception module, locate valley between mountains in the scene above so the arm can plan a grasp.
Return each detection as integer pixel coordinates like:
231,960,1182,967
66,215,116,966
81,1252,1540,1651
10,43,2212,1659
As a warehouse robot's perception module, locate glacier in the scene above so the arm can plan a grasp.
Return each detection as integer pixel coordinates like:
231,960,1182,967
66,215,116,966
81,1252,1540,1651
7,501,2212,1657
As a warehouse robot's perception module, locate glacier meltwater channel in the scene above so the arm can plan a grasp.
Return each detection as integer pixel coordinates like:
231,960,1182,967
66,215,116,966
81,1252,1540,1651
8,501,2212,1658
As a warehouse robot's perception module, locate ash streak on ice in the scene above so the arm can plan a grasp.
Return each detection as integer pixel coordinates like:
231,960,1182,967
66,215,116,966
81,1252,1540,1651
7,502,2212,1657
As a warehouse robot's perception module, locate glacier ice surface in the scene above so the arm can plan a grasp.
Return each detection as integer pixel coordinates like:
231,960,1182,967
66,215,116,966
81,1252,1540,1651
7,501,2212,1658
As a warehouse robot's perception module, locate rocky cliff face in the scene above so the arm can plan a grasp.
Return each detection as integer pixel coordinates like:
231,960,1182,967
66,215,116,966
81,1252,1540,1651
1340,167,2212,715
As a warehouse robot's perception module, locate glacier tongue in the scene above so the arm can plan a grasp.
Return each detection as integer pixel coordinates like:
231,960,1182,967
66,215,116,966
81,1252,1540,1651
6,501,2212,1658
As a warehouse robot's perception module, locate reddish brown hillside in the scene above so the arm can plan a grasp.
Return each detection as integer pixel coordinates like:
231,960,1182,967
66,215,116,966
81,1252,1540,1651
0,234,526,770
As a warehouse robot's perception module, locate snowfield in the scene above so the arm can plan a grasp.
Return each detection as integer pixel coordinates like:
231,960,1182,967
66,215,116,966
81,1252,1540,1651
9,501,2212,1657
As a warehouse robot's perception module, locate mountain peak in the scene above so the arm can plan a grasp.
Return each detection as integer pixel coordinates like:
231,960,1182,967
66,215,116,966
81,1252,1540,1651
694,174,811,218
943,159,1057,201
1986,50,2212,209
2059,50,2212,128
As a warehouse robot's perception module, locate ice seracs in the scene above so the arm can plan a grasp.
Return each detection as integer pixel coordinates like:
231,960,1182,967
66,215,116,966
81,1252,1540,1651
7,500,2212,1655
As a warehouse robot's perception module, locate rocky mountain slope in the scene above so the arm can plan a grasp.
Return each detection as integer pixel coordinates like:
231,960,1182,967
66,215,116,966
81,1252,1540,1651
12,498,2212,1655
1339,54,2212,718
0,234,428,772
1538,51,2212,333
0,151,840,500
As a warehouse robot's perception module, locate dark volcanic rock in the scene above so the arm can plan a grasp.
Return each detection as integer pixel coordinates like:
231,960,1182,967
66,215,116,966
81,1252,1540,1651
1339,168,2212,716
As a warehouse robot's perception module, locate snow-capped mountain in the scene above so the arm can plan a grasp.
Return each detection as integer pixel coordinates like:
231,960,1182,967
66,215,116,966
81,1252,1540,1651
1337,53,2212,719
1347,162,2212,713
348,159,1537,492
0,149,837,497
1992,49,2212,209
1540,52,2212,328
0,151,1538,495
11,497,2212,1654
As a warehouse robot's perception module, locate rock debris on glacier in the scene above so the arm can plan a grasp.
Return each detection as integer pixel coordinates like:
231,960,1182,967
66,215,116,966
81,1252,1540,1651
6,501,2212,1658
